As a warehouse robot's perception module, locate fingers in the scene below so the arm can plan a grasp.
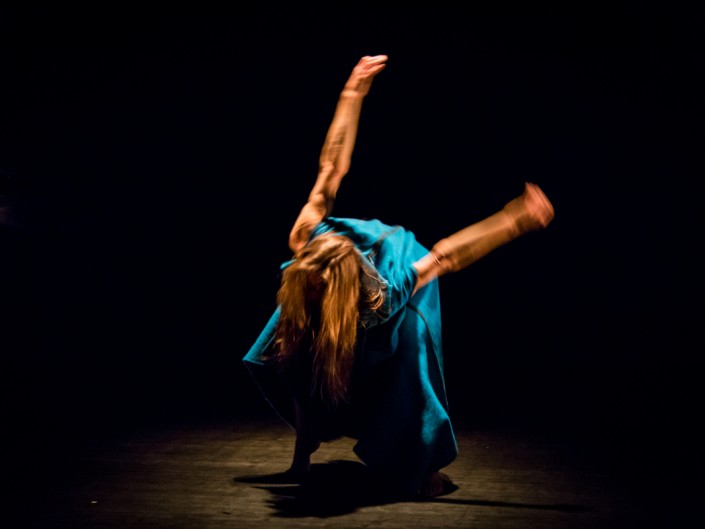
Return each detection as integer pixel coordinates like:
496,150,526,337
357,55,388,77
346,55,387,95
361,54,388,65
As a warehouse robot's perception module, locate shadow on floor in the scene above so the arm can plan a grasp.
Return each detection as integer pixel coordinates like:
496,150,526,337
235,459,589,518
235,459,458,517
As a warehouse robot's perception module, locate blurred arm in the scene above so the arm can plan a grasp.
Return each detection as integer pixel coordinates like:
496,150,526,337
413,182,555,294
288,55,388,253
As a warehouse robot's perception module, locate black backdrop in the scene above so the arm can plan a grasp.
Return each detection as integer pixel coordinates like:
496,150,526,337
1,7,701,462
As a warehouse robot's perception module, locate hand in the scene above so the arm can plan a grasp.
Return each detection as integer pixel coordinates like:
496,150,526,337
520,182,555,230
343,55,388,96
503,182,555,234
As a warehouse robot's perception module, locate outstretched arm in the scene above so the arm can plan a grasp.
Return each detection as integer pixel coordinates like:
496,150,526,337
413,182,555,294
288,55,388,253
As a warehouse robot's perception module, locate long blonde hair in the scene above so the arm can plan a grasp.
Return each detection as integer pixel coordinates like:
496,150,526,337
273,233,384,406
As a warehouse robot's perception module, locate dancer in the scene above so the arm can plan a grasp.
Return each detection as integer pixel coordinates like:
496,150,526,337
244,55,554,498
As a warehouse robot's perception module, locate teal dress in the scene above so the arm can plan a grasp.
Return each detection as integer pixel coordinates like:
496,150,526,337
243,217,458,494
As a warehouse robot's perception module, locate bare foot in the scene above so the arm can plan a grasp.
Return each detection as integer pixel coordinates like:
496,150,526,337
419,471,456,498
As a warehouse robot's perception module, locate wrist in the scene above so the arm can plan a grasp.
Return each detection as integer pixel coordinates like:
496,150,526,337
341,88,365,98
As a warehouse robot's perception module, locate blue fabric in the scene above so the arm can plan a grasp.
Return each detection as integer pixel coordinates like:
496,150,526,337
243,217,458,494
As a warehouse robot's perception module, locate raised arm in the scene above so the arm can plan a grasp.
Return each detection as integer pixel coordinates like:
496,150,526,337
413,182,555,294
288,55,388,253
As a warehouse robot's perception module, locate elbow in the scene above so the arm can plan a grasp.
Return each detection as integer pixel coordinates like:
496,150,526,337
288,199,327,253
289,235,305,254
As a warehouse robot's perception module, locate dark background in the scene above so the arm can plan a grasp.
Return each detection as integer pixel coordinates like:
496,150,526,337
1,7,702,466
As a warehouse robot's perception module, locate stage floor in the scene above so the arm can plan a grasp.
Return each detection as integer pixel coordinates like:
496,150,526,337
12,411,683,529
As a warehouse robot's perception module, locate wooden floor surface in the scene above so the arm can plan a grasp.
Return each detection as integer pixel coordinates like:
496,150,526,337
15,414,682,529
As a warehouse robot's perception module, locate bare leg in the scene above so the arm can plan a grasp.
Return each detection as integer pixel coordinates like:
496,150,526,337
284,400,320,480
